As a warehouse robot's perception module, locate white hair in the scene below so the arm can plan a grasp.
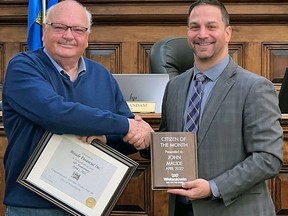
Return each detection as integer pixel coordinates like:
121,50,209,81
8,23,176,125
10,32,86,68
43,0,92,31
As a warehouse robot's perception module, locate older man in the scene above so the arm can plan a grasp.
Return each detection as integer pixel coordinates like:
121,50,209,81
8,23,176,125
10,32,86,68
2,1,152,215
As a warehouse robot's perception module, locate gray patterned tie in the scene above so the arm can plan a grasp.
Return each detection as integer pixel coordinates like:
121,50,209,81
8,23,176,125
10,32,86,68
185,73,206,132
177,73,206,205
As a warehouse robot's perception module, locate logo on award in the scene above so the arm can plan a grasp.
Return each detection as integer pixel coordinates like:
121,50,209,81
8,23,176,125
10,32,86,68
171,173,179,177
85,197,96,208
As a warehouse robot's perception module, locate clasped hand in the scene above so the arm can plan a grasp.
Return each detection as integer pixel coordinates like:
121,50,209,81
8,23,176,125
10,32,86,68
79,115,153,150
123,115,154,150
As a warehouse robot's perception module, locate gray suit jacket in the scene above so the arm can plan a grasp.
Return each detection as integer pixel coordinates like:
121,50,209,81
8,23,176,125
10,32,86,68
160,59,283,216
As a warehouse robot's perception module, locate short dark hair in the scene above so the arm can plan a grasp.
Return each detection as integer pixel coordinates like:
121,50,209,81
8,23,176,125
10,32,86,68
188,0,230,27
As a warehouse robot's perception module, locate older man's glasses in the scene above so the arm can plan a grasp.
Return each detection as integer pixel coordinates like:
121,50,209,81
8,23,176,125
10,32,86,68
46,23,88,35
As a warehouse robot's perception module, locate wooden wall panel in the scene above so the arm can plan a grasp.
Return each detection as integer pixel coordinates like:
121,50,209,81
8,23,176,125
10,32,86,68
277,115,288,215
228,43,244,67
0,126,7,216
0,44,4,88
138,43,153,74
274,173,288,215
85,43,122,74
263,44,288,82
113,162,150,215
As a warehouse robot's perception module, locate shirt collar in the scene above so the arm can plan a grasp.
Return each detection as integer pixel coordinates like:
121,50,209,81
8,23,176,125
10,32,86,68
43,48,86,78
194,55,230,82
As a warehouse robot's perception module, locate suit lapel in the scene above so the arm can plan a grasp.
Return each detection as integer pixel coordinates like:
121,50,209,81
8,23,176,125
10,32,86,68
197,60,238,146
176,69,194,131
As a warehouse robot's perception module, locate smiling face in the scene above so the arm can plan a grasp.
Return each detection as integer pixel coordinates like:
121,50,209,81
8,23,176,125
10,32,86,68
42,1,90,66
187,5,232,69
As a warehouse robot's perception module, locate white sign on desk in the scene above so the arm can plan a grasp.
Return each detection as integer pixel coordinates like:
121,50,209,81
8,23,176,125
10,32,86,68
113,74,169,113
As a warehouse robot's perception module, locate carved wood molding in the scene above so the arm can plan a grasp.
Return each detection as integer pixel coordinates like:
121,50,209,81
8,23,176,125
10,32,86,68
0,0,286,4
0,1,287,25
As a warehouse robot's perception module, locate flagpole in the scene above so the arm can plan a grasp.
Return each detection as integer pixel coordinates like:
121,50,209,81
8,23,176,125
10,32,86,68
42,0,46,23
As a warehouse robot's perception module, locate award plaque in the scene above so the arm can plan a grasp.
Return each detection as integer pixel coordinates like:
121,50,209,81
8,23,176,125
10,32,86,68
150,132,198,190
17,131,138,216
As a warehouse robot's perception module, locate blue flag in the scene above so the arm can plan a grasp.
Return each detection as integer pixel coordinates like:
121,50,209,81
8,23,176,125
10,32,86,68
27,0,58,51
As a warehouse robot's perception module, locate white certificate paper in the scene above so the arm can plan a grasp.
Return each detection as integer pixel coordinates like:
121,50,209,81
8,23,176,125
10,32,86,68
17,132,138,216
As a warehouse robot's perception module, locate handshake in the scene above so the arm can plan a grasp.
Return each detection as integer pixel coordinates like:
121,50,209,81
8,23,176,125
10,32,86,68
80,115,154,150
124,115,154,150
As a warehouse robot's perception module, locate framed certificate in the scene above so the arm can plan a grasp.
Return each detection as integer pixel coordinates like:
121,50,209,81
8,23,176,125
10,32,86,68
17,131,139,216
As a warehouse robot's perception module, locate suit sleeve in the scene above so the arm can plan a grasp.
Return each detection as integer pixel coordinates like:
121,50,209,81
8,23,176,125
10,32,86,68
214,77,283,206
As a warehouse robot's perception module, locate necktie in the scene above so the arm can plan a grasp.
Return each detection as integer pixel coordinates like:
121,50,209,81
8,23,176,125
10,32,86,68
185,73,206,132
176,73,206,205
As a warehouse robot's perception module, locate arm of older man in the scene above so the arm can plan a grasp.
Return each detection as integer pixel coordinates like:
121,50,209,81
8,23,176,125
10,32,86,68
80,115,153,150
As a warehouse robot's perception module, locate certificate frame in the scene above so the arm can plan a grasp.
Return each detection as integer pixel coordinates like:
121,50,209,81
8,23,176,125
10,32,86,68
17,131,139,216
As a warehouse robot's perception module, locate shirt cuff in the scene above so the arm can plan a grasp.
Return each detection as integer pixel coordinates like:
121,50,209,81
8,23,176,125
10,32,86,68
209,179,221,198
